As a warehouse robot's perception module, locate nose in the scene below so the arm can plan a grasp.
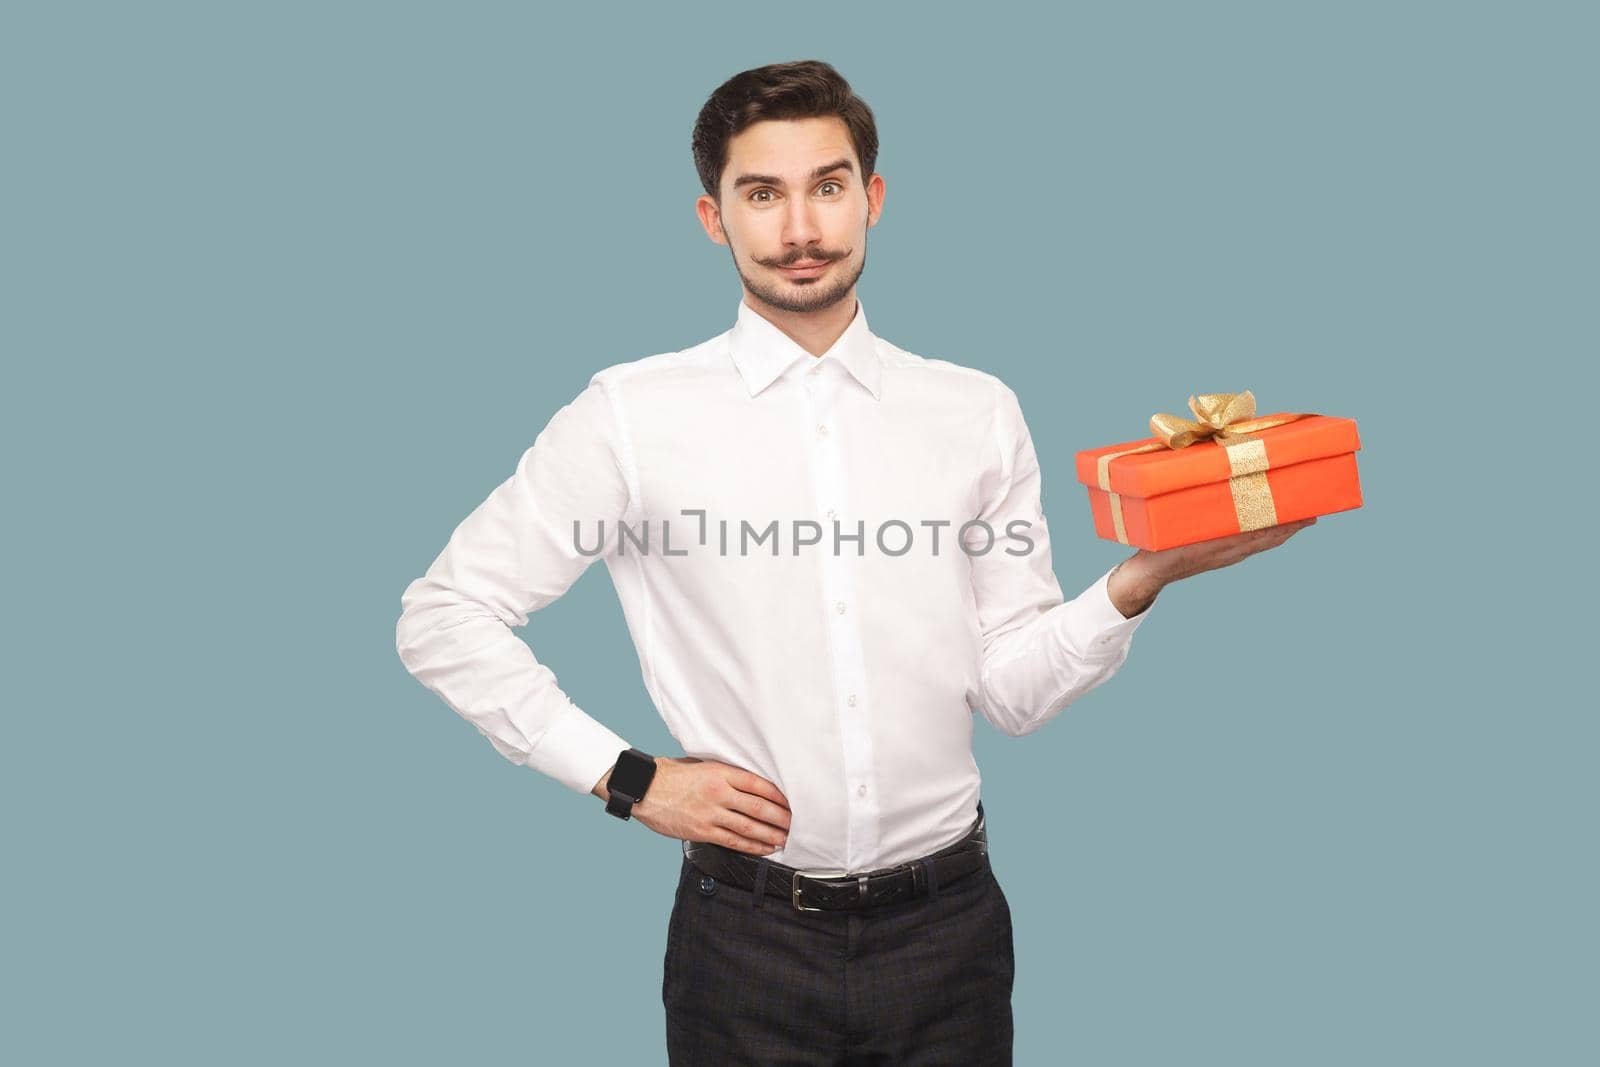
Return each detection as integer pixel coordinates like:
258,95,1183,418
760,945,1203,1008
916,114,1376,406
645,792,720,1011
781,194,823,250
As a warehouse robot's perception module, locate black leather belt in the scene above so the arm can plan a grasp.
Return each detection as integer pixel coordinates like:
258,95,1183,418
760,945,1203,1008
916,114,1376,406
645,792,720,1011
683,800,989,913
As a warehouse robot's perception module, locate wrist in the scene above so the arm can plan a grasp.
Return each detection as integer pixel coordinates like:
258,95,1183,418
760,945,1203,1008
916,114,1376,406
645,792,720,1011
592,763,616,803
1107,554,1167,618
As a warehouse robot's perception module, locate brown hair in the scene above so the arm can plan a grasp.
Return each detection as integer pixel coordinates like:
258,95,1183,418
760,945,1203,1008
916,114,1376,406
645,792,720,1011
691,60,879,203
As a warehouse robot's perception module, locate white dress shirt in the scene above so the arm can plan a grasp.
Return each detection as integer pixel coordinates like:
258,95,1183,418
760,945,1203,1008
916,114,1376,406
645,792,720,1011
396,298,1153,873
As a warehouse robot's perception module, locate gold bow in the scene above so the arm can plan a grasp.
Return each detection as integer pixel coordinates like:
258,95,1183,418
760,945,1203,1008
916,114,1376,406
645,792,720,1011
1095,391,1308,545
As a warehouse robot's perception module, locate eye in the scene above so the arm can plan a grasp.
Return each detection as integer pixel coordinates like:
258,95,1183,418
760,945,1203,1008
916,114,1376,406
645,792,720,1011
818,180,843,196
750,188,776,203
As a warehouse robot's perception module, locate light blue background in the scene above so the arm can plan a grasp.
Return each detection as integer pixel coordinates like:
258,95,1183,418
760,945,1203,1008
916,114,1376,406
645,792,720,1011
6,2,1593,1063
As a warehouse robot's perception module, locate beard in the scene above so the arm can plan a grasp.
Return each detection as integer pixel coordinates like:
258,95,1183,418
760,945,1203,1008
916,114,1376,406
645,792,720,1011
732,243,868,314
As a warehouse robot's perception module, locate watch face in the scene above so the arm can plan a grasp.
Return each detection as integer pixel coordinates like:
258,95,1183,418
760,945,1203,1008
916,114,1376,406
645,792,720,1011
611,753,654,799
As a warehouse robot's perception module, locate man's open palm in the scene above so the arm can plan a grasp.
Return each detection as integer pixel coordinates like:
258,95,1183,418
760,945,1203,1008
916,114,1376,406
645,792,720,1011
1142,515,1318,583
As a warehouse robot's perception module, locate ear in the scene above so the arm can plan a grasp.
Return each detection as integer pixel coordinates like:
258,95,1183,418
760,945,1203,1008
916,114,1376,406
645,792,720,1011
696,194,728,246
865,172,886,229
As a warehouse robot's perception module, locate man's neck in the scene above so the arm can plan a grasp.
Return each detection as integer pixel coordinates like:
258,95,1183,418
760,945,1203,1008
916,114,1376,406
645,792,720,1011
743,292,858,358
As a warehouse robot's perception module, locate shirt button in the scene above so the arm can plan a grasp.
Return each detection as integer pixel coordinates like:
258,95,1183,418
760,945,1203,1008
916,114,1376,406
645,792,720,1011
835,601,847,614
816,423,829,438
825,508,837,520
857,784,867,798
847,693,857,706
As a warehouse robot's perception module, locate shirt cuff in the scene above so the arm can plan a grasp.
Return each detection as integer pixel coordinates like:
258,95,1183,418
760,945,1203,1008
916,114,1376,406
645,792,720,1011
1075,564,1154,655
528,702,631,798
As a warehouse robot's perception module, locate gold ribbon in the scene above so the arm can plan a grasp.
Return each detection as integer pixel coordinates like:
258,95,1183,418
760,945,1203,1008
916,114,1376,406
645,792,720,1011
1094,391,1308,545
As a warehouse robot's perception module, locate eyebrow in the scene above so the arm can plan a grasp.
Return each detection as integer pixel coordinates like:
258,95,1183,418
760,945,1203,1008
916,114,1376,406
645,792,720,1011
731,158,855,192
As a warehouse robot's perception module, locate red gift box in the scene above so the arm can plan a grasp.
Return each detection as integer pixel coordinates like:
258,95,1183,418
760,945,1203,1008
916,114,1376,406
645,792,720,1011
1073,391,1363,551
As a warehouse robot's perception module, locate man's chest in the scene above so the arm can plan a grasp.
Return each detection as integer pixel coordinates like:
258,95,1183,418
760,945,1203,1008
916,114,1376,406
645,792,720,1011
628,399,989,539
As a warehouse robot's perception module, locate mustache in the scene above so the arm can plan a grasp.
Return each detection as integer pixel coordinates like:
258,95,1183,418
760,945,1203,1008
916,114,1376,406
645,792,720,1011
763,250,848,267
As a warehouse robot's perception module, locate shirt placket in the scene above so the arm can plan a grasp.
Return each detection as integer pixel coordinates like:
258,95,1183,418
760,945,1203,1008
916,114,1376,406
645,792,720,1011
802,359,879,873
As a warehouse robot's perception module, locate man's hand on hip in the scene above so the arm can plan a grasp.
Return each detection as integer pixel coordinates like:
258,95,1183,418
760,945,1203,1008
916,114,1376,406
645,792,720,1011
594,756,792,856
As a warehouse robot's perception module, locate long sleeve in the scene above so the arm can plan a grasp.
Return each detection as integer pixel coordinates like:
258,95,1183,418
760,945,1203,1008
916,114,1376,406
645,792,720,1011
964,381,1153,736
395,377,632,796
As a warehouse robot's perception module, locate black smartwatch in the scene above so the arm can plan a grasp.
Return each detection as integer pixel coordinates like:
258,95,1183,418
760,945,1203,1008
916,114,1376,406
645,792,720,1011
604,747,658,820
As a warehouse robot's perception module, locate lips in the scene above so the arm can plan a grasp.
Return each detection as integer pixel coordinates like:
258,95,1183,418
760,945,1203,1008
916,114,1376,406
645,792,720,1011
781,260,832,276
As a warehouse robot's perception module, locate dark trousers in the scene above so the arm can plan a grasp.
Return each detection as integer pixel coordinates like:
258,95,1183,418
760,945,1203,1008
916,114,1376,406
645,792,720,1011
662,841,1015,1065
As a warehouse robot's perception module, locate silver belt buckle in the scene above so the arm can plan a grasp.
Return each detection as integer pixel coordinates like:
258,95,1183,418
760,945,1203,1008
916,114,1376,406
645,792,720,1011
791,868,854,912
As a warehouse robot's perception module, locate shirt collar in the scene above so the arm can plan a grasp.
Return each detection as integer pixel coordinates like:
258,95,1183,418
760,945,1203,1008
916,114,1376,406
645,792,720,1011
728,297,883,401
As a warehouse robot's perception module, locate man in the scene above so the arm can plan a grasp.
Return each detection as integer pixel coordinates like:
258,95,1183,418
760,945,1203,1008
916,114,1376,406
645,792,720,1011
395,59,1315,1065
